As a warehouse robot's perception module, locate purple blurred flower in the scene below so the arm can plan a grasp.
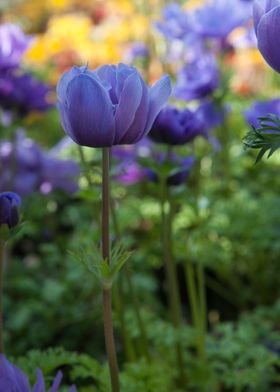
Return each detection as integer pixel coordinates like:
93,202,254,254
195,100,227,133
0,24,33,71
0,354,76,391
253,0,280,73
57,63,171,147
148,106,203,145
0,132,80,196
40,156,80,194
174,55,219,100
244,98,280,127
114,162,147,185
124,42,149,64
112,144,146,185
113,142,195,187
147,155,195,187
192,0,252,39
0,192,21,229
167,157,195,186
192,100,228,150
0,72,53,116
156,4,192,40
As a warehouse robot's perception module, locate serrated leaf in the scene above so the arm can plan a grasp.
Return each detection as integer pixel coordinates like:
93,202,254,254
243,114,280,162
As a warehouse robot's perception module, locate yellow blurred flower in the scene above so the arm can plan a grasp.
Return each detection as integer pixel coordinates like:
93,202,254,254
25,14,94,66
184,0,204,10
25,3,150,75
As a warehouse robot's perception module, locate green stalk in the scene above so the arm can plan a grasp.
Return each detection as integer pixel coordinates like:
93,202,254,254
197,264,207,336
113,281,136,362
184,260,205,359
125,267,150,360
160,179,185,382
102,148,120,392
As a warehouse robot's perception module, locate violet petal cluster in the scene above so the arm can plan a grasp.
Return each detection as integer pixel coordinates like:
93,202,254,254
0,354,76,392
253,0,280,73
0,24,32,72
57,63,171,147
156,4,193,40
244,98,280,127
0,72,52,116
174,55,219,100
148,106,203,145
0,192,21,229
192,0,252,39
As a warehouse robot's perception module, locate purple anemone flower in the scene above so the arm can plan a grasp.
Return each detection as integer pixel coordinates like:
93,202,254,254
0,72,53,116
148,106,203,145
174,55,219,101
0,192,21,229
0,354,76,391
253,0,280,73
192,0,252,39
244,98,280,127
156,4,193,40
57,63,171,148
0,24,33,72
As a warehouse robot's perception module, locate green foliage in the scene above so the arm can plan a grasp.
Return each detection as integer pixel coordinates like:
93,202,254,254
244,114,280,162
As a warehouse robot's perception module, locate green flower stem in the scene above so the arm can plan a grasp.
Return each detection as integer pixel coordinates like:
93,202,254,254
102,148,120,392
125,267,150,361
113,280,136,362
197,264,207,337
160,180,185,382
110,197,150,361
0,240,5,353
184,259,206,360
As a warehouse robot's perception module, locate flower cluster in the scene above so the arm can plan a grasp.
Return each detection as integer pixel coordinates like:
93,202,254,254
0,23,52,117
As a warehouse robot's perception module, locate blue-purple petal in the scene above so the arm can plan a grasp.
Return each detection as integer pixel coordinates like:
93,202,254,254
66,74,115,147
114,72,143,142
257,5,280,73
144,75,172,134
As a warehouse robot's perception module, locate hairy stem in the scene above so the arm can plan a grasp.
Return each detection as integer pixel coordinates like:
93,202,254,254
102,148,120,392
